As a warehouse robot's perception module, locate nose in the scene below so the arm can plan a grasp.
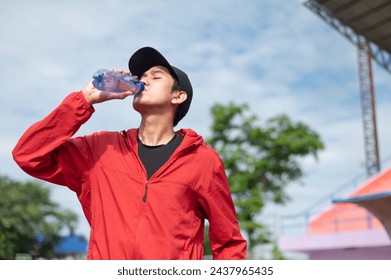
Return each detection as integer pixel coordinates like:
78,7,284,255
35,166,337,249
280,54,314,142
140,77,148,86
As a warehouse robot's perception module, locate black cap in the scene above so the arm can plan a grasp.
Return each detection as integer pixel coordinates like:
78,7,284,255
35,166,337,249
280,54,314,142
128,47,193,126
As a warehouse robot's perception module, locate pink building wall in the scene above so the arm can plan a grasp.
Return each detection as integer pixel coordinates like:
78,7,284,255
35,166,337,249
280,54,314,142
309,167,391,235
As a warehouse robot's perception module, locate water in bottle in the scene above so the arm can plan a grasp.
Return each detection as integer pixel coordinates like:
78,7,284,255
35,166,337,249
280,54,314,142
92,69,144,94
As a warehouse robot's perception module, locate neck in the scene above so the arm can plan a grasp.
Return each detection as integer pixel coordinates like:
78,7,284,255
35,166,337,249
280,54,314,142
138,117,175,146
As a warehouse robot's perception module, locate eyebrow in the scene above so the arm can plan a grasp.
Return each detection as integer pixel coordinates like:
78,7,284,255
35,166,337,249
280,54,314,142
150,69,165,75
142,68,167,78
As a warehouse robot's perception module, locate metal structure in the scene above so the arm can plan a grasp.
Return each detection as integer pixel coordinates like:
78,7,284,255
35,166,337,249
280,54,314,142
302,0,391,177
357,40,380,176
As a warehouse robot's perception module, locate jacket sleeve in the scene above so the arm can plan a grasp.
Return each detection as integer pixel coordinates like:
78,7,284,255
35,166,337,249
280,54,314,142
198,157,247,260
12,91,95,194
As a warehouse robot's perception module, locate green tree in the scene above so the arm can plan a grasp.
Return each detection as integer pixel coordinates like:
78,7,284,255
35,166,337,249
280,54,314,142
203,224,212,259
0,175,78,259
207,102,324,258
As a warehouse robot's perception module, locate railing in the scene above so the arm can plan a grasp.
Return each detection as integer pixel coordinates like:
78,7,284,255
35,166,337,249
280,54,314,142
308,204,382,235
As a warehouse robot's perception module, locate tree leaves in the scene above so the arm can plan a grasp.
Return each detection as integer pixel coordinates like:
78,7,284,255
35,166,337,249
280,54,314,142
207,102,324,254
0,176,78,259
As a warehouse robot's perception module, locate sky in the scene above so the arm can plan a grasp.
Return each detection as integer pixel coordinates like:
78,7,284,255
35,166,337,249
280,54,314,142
1,0,391,251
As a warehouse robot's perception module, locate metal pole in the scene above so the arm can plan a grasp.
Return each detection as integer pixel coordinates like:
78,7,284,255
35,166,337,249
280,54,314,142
357,38,381,177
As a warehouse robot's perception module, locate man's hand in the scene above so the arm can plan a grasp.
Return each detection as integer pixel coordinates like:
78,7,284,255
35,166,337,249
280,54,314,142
82,69,135,106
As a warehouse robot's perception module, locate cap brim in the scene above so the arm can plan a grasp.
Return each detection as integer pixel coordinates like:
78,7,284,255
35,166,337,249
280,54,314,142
128,47,178,81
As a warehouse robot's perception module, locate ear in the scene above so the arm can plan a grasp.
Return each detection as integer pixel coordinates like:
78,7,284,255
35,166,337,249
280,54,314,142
172,90,187,105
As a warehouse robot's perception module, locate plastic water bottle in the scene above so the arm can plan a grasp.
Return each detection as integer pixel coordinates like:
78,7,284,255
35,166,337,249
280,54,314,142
92,69,144,94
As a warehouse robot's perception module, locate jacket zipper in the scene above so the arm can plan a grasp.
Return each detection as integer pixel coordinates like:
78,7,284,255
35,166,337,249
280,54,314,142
142,181,149,202
122,129,199,203
141,145,197,202
122,131,151,203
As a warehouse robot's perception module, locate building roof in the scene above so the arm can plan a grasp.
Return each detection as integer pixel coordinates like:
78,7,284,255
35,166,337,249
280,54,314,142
333,192,391,239
53,234,88,255
316,0,391,54
302,0,391,72
309,166,391,235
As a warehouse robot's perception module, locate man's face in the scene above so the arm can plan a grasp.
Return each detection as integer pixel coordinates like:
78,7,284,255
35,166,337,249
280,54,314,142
132,65,177,113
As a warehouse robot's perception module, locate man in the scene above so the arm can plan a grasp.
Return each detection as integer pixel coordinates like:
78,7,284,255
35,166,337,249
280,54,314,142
12,47,247,260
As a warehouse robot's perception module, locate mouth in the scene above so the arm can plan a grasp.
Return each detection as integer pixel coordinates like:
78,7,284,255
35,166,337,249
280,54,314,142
134,89,145,98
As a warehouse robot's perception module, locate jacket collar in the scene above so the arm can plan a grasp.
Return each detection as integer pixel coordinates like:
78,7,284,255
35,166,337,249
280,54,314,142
123,128,204,153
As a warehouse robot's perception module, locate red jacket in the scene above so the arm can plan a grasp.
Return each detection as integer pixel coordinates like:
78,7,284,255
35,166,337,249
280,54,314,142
12,91,247,260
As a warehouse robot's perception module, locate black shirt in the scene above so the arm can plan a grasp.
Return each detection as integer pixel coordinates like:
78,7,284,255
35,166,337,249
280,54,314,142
138,133,184,179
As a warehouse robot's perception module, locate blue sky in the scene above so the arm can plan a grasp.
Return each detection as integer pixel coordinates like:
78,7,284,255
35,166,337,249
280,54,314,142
2,0,391,250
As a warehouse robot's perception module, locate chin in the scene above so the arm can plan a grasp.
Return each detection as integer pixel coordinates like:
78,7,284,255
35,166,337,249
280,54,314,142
132,99,144,113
